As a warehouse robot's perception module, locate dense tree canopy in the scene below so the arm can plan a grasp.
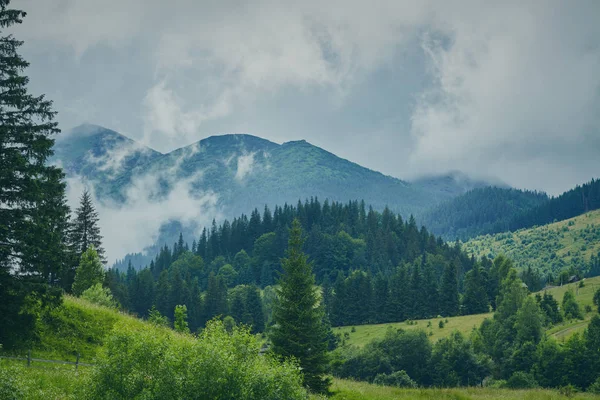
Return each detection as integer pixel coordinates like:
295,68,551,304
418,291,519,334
0,0,70,348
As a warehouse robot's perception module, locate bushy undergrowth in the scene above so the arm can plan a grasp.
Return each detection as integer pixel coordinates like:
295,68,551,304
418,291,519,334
84,320,308,399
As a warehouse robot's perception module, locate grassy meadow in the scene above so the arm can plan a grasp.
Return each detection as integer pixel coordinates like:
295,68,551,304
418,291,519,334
463,210,600,274
333,313,492,347
326,379,599,400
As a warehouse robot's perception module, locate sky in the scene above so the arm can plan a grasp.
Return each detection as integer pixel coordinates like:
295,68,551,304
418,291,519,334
13,0,600,196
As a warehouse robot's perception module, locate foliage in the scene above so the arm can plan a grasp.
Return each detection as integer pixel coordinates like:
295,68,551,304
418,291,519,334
0,0,69,348
593,288,600,313
419,186,548,241
505,372,538,389
69,189,106,265
148,306,170,327
430,331,491,387
109,198,479,332
463,210,600,277
174,304,190,333
81,283,118,308
562,289,583,320
271,219,331,393
84,320,308,400
72,246,104,296
373,370,417,388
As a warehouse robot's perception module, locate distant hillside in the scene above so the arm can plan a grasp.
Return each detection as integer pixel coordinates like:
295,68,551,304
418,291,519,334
463,210,600,276
410,171,505,204
419,187,549,241
506,178,600,231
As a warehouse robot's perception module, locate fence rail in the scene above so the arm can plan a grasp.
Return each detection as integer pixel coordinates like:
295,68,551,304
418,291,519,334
0,350,94,369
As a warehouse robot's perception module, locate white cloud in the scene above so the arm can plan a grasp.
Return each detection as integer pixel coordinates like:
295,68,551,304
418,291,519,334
235,152,256,181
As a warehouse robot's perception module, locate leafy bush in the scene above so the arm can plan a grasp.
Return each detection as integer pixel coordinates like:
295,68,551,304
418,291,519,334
505,371,538,389
373,370,417,388
81,283,118,308
588,377,600,394
84,320,307,399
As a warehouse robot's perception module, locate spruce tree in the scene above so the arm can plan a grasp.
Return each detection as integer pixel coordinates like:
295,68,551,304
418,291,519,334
271,219,331,393
462,265,489,315
439,259,460,317
0,0,71,346
245,285,265,333
71,190,106,264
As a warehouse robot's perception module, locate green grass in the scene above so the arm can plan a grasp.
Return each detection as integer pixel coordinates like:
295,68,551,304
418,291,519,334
333,313,492,347
0,359,89,400
327,379,598,399
334,276,600,347
463,210,600,275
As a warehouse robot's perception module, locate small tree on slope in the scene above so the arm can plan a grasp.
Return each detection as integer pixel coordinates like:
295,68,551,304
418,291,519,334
72,245,104,296
270,219,331,393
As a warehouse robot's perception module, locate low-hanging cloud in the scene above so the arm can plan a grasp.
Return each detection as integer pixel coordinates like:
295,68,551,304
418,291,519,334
64,143,222,265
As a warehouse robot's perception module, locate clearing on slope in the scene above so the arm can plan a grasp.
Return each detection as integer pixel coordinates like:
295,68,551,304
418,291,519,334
463,210,600,275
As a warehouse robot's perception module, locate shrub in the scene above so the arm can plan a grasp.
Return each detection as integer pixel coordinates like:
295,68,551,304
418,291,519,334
588,377,600,394
81,283,118,308
439,320,445,328
84,320,307,399
373,370,417,388
505,371,538,389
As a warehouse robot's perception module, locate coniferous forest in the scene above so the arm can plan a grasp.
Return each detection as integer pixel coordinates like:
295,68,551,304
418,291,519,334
105,199,489,332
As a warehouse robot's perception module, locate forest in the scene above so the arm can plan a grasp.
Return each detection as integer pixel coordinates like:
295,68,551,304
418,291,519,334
420,179,600,241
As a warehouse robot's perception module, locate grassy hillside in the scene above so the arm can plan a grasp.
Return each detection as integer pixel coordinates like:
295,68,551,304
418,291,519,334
329,379,598,399
333,313,492,348
463,210,600,275
334,276,600,348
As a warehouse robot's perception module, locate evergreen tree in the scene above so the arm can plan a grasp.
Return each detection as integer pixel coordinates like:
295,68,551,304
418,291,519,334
203,272,228,322
72,246,104,296
245,285,265,333
439,259,460,317
271,219,331,393
0,0,71,347
70,190,105,263
462,265,489,315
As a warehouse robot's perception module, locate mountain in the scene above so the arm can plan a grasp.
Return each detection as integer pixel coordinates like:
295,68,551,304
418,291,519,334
54,124,499,266
54,125,453,217
410,171,506,204
419,187,549,241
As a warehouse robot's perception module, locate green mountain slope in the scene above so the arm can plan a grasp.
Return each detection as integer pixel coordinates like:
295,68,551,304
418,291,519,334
419,187,549,241
463,210,600,276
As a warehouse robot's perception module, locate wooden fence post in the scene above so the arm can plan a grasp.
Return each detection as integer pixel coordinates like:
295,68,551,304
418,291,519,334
27,349,31,367
76,353,80,371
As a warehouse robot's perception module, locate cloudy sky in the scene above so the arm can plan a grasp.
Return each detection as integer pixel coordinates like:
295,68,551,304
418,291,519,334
14,0,600,194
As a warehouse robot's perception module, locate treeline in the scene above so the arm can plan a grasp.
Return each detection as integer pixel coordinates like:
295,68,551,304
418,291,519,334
509,178,600,231
106,199,481,331
419,187,548,240
333,261,600,392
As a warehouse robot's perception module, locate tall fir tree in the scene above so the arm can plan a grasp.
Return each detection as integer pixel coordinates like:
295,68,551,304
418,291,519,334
461,264,489,315
0,0,70,347
271,219,331,393
439,259,460,317
70,190,106,264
